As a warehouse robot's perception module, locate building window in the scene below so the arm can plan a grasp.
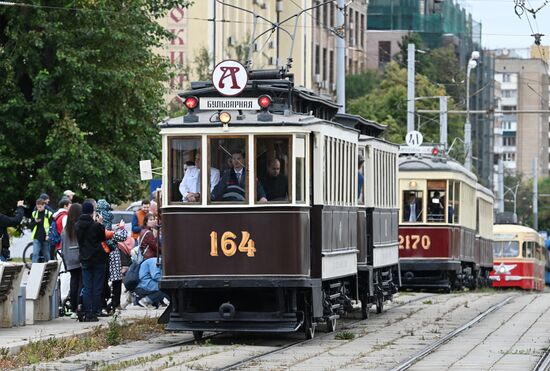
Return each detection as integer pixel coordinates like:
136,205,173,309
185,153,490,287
360,14,365,48
502,89,516,98
502,105,517,112
503,137,516,146
322,47,327,81
315,45,320,75
503,152,516,161
378,41,391,68
314,1,320,26
503,73,511,82
329,50,334,84
323,2,328,26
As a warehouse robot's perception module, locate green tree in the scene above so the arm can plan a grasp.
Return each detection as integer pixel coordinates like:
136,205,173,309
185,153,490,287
347,62,464,148
345,71,382,104
0,0,192,211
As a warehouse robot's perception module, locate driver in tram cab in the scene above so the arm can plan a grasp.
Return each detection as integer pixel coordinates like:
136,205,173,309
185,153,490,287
260,158,288,201
404,193,422,222
179,152,220,202
211,150,268,203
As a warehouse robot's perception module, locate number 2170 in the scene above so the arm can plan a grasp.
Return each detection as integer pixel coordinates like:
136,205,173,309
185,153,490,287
210,231,256,257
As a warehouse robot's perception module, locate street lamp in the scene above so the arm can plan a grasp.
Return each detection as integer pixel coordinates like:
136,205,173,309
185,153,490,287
504,183,520,216
464,50,480,170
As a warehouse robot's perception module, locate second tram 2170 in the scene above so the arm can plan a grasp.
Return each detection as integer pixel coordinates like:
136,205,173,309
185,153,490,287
156,62,399,339
398,149,494,292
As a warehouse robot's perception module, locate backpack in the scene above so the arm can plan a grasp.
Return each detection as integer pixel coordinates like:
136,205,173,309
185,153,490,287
123,260,142,291
48,216,62,247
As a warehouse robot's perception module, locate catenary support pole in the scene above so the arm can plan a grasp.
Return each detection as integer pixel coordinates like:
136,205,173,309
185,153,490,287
533,157,538,231
498,158,504,212
336,0,345,113
439,96,448,148
407,43,415,132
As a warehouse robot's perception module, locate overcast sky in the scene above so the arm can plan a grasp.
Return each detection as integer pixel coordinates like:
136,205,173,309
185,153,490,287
459,0,550,50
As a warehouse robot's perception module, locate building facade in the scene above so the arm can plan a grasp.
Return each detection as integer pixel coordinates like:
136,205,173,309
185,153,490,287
159,1,369,106
493,48,549,179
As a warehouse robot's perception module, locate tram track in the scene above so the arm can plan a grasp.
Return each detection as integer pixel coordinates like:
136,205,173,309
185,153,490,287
218,292,440,371
390,294,516,371
533,345,550,371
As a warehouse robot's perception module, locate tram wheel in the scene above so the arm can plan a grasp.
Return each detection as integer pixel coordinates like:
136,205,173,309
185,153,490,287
304,309,316,340
192,331,204,341
376,296,384,314
326,317,337,333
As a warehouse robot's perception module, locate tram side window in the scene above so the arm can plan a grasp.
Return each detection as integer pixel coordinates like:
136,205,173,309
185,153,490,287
523,241,534,258
169,137,201,204
358,148,365,205
295,136,306,203
402,191,423,223
255,136,291,203
493,241,519,257
448,180,460,223
427,180,446,223
209,137,259,203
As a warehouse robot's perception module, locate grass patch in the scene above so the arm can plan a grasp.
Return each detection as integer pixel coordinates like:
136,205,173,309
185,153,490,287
422,300,433,305
335,331,356,340
0,316,164,369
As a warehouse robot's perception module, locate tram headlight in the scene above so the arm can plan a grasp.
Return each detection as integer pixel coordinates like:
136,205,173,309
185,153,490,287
409,181,417,188
219,111,231,124
257,95,273,122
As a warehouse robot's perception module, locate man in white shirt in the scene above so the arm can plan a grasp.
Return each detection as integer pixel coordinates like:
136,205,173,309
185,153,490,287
179,152,220,202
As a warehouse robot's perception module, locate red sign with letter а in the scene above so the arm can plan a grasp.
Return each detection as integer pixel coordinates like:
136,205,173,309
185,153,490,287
212,60,248,96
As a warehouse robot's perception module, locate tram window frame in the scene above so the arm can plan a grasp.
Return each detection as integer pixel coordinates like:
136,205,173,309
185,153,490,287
427,180,446,223
208,135,250,205
295,135,306,204
402,190,423,223
493,240,520,258
168,136,202,205
254,135,293,204
523,241,535,258
448,180,460,224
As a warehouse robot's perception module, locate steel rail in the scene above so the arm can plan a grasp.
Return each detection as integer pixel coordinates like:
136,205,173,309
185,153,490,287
533,345,550,371
390,295,515,371
218,293,438,371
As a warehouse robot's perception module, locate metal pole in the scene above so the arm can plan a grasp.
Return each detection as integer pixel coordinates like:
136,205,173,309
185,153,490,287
407,43,415,132
276,0,282,67
336,0,345,113
439,96,447,148
533,157,538,230
209,0,216,69
464,65,472,170
497,159,504,212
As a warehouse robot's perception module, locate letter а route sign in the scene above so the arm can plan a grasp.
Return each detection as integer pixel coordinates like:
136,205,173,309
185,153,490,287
405,130,423,148
212,60,248,96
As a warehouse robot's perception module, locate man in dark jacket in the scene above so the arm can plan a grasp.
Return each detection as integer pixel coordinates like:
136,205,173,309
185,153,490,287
75,200,108,322
0,200,25,261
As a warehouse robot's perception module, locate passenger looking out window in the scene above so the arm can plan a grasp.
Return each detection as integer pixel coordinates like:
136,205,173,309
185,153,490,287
358,154,365,204
261,158,288,201
402,191,422,222
179,152,220,202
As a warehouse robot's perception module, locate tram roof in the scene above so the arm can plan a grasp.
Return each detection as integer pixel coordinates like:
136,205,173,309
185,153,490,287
494,224,539,236
398,154,477,182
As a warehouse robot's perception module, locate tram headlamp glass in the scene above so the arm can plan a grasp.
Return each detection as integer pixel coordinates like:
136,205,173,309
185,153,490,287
219,111,231,124
409,181,417,188
184,96,198,110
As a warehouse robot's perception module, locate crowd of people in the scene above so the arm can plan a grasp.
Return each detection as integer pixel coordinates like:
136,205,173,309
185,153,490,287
0,191,168,322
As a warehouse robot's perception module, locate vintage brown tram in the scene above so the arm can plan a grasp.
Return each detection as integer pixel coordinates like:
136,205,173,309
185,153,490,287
398,149,494,291
157,64,399,339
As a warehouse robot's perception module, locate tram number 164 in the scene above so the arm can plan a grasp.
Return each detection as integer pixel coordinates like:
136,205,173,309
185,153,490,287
210,231,256,257
399,235,431,250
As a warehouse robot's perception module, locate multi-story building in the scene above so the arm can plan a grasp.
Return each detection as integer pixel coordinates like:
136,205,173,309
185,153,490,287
159,1,369,106
493,47,549,179
366,0,480,70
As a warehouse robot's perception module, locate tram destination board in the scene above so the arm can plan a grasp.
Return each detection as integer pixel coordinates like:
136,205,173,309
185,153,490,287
199,97,261,110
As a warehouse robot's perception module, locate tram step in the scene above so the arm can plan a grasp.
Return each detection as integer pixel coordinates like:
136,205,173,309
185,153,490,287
329,293,341,300
329,282,342,289
331,304,342,310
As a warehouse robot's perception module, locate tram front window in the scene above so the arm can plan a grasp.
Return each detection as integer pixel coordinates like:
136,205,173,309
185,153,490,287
169,137,201,204
427,181,445,223
493,241,519,258
402,191,423,223
255,136,291,203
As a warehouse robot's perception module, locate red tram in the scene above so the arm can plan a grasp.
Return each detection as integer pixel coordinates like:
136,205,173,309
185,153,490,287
398,151,494,291
490,224,546,290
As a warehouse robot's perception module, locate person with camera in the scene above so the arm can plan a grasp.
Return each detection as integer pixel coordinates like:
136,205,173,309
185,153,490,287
75,200,109,322
0,200,25,261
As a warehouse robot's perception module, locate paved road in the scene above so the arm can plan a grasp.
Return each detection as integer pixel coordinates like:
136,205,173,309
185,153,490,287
29,291,550,371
